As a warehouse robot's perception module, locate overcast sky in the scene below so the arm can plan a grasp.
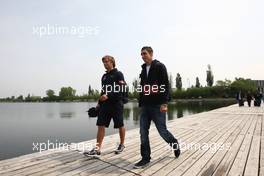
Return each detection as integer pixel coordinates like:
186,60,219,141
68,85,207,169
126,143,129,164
0,0,263,97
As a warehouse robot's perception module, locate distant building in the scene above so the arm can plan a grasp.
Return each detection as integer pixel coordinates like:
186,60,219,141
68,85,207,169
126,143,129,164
254,80,264,93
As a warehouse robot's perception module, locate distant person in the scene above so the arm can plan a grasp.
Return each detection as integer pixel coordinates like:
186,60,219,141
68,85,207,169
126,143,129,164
254,93,258,106
134,46,180,169
253,92,262,107
246,92,253,107
261,92,264,104
259,92,263,106
84,55,126,157
236,91,244,107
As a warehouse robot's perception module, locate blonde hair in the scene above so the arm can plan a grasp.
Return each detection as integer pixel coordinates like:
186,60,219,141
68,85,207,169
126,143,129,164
102,55,116,68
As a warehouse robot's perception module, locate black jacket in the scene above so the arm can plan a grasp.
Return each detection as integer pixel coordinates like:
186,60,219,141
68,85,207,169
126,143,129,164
138,59,170,107
99,68,125,106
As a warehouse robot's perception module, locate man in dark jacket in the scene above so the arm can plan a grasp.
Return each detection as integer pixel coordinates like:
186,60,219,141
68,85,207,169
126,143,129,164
134,46,180,168
236,91,244,107
84,55,126,157
246,92,253,107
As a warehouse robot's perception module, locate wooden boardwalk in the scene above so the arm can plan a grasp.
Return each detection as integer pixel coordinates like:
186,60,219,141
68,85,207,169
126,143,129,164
0,104,264,176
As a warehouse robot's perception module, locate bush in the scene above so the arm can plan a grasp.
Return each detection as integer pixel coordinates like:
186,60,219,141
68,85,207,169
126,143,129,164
172,81,255,99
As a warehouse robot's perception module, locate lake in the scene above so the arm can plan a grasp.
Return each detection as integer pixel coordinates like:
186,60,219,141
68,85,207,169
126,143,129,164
0,100,235,160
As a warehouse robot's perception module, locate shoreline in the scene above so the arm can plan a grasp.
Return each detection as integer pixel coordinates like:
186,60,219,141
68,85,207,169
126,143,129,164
0,98,236,103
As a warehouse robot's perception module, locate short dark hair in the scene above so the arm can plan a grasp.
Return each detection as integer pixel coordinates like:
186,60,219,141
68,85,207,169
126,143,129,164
141,46,153,55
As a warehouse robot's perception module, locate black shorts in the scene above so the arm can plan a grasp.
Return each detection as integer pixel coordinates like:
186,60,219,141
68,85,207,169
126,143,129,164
96,102,124,128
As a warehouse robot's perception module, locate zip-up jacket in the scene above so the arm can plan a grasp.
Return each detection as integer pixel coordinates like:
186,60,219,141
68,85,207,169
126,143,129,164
138,59,171,107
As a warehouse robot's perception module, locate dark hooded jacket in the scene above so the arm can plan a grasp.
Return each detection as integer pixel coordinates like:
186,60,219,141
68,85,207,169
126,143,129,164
99,68,126,107
138,59,171,107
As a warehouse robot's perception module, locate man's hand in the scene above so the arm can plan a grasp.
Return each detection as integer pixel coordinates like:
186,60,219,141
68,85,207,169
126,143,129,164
160,104,168,112
99,94,108,102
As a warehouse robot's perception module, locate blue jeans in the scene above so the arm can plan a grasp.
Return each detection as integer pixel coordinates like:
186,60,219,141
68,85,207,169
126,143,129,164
139,105,178,161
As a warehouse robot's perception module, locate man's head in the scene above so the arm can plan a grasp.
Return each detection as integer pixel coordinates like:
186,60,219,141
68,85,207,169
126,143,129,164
102,55,115,71
141,46,153,65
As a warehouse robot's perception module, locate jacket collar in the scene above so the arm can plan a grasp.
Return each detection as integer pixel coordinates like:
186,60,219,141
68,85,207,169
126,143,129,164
141,59,158,69
105,68,117,73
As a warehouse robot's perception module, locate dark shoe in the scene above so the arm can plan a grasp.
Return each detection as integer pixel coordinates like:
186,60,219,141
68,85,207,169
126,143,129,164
83,148,101,158
134,159,150,169
115,144,125,154
173,142,181,158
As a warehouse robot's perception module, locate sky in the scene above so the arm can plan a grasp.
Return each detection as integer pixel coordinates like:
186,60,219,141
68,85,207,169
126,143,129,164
0,0,263,97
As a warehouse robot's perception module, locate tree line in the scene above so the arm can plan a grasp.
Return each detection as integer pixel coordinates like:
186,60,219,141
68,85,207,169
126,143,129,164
0,65,257,102
0,86,100,102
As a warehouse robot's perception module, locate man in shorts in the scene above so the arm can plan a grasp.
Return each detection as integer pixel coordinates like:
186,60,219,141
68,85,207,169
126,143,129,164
84,55,126,157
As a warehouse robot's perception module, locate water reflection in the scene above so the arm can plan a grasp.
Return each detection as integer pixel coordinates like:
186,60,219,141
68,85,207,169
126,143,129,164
59,103,76,119
121,100,235,122
60,112,75,118
123,108,130,120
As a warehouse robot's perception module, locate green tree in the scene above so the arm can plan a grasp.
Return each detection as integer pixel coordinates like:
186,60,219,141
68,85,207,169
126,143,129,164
230,78,257,95
45,89,57,101
206,64,214,87
216,79,232,87
25,94,31,102
11,96,15,101
46,89,55,98
30,96,42,102
195,77,200,88
176,73,182,90
59,87,76,100
132,78,140,98
88,85,94,95
169,73,173,93
16,95,24,102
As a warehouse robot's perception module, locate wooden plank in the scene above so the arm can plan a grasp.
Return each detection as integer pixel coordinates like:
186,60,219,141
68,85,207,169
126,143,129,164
189,114,253,176
164,114,246,176
212,114,258,176
260,114,264,176
87,114,231,175
41,128,192,175
243,115,262,176
42,113,223,176
135,114,242,176
17,123,193,176
196,114,254,176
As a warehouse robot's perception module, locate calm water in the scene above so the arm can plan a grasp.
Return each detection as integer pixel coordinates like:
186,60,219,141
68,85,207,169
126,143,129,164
0,101,235,160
